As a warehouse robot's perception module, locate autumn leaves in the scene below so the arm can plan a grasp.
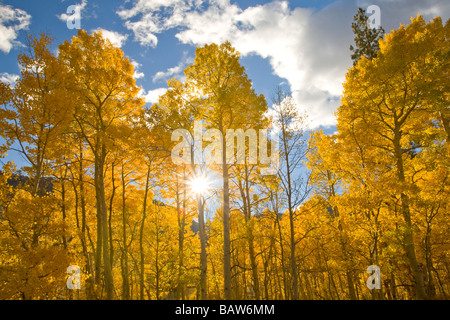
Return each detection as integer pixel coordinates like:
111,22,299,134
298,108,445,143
312,15,449,299
0,14,448,300
0,30,144,299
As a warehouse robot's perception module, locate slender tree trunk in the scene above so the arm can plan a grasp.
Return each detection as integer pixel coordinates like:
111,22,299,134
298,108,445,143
61,171,67,250
96,144,114,299
390,272,398,300
155,234,160,300
139,162,151,300
221,121,232,300
247,232,259,299
288,206,298,300
275,213,288,299
327,171,357,300
393,127,426,299
198,194,208,300
424,208,437,299
121,165,130,299
77,143,95,298
262,230,274,299
175,175,184,300
281,131,299,300
108,165,115,289
243,162,260,300
95,186,102,288
181,182,187,300
237,161,260,300
439,110,450,144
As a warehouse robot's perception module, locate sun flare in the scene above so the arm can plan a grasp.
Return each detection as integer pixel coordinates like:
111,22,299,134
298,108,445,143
187,175,210,196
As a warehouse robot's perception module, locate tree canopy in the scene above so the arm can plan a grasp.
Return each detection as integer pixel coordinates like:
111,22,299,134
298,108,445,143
0,14,449,301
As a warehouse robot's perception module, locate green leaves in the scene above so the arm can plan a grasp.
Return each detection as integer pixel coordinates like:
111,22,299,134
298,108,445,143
349,7,385,66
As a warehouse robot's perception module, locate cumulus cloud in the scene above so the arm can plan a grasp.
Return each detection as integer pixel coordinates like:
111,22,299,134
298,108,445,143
92,28,129,48
117,0,203,47
356,0,450,31
118,0,450,128
58,0,88,25
152,63,184,83
152,52,193,83
140,87,168,104
174,1,241,46
0,4,31,54
0,72,19,86
130,59,145,79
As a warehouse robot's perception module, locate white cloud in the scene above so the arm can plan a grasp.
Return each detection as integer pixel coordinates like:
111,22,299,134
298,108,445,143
117,0,203,47
170,0,355,128
117,0,183,20
152,64,184,83
152,52,193,83
58,0,88,24
92,28,129,48
118,0,450,128
0,4,31,54
356,0,450,31
140,88,168,104
130,59,145,79
0,72,19,86
134,71,145,79
174,1,241,46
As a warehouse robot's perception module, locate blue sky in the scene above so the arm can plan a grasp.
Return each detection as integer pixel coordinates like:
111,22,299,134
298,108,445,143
1,0,449,170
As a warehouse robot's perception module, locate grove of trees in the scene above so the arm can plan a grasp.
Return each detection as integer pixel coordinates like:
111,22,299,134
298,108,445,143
0,12,448,300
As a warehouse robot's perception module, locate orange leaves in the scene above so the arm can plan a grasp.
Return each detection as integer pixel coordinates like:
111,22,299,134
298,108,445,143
306,14,450,300
0,186,73,299
185,41,267,129
58,29,144,139
0,15,448,299
0,33,74,181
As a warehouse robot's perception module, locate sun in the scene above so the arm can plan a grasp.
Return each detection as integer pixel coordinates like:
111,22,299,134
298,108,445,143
187,175,210,196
